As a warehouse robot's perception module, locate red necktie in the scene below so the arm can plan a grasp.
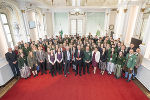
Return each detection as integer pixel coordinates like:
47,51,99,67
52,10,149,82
78,52,79,58
72,52,73,59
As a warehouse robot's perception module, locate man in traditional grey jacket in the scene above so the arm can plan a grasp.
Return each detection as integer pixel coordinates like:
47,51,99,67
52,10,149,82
132,48,143,80
36,46,47,75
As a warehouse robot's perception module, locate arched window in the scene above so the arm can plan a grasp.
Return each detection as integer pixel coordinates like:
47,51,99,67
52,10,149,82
0,13,14,48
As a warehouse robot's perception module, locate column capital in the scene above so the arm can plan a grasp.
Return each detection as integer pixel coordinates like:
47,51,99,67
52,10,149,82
21,10,25,13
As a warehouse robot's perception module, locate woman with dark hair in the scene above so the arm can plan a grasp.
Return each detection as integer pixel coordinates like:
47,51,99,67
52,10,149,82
92,47,100,74
18,53,30,79
46,48,57,77
99,47,107,75
114,51,125,79
56,48,63,74
107,48,117,75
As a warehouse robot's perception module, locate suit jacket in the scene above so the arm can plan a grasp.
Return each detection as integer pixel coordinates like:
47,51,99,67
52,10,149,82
5,51,18,65
27,55,37,68
127,47,136,53
74,50,84,61
100,52,107,62
63,50,72,63
107,52,117,63
135,53,143,67
36,50,46,62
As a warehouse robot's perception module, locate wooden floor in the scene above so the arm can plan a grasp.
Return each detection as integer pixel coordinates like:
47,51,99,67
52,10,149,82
0,77,150,99
0,78,19,98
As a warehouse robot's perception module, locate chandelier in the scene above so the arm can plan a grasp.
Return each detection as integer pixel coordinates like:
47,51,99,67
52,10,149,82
69,8,85,16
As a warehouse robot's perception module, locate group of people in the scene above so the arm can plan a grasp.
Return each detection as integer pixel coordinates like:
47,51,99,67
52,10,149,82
5,34,143,82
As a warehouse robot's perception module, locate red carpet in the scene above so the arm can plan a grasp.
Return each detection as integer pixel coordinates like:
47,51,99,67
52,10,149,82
1,68,149,100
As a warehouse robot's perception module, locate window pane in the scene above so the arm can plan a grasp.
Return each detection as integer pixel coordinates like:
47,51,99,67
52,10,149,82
1,14,8,24
4,25,10,34
77,20,82,34
7,34,12,42
71,20,76,35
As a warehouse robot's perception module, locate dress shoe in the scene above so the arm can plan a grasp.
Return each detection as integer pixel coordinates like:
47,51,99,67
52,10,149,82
75,73,77,76
132,77,135,80
126,80,130,82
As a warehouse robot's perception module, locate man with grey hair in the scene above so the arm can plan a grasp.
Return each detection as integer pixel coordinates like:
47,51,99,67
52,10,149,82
75,45,84,76
63,46,71,77
5,48,20,78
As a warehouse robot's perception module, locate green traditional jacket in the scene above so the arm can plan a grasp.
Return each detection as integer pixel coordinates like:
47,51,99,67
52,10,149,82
18,57,26,69
116,56,126,67
107,48,111,55
126,54,137,69
107,52,117,64
83,51,92,62
114,47,118,53
107,40,111,45
68,38,71,43
23,47,31,57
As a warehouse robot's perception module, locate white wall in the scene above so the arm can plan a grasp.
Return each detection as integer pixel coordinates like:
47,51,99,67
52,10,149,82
86,12,105,36
54,12,69,36
45,12,53,38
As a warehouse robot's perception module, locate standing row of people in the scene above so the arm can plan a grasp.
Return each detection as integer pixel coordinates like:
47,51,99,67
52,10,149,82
5,34,143,82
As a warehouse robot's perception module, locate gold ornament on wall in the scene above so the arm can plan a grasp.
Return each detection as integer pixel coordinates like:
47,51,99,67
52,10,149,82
124,9,128,13
141,8,145,12
21,10,25,13
117,10,119,13
43,14,45,16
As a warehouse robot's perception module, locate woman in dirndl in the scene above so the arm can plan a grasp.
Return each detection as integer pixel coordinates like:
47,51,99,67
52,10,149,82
18,53,30,79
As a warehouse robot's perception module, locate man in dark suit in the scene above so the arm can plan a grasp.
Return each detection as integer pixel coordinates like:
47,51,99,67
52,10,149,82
127,44,136,53
120,45,127,57
63,46,72,77
75,45,84,76
5,48,20,78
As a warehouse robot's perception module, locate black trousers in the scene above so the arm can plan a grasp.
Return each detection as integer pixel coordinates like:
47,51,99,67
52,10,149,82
50,63,56,76
44,59,47,71
64,60,70,75
76,60,82,74
9,63,20,77
83,62,90,74
57,62,63,74
39,62,46,74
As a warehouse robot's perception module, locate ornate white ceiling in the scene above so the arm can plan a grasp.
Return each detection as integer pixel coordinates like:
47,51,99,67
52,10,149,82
14,0,119,8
